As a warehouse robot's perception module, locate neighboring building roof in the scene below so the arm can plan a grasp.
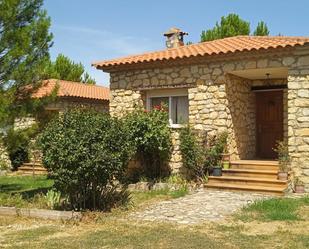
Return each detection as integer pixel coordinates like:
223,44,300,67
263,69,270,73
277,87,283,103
92,36,309,70
32,79,109,101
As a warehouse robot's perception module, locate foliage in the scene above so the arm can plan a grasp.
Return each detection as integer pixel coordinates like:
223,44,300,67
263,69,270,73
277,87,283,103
124,107,172,179
180,127,228,180
3,124,39,170
43,54,96,84
179,127,204,179
44,189,61,209
204,131,228,170
200,13,270,42
0,0,53,124
273,140,290,172
294,176,304,186
253,21,270,36
201,14,250,42
38,109,133,211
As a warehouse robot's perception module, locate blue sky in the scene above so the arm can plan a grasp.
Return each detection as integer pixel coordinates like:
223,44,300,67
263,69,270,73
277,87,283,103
44,0,309,86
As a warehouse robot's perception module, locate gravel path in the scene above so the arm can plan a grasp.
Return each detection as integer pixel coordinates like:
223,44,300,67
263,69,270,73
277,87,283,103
131,189,268,224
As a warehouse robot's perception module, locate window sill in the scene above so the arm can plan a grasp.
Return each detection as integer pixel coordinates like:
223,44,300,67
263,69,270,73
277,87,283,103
168,124,187,129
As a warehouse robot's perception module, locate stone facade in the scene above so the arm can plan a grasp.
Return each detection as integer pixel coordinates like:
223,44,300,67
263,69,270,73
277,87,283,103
109,47,309,191
45,97,109,113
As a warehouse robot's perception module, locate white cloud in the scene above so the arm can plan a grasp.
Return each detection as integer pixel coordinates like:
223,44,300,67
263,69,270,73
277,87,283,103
50,25,161,85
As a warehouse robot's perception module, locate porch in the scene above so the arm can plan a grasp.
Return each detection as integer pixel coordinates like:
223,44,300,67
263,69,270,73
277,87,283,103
205,67,289,195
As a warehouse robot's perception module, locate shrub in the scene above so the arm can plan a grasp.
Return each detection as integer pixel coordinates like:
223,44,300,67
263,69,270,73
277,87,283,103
179,128,228,180
3,124,38,170
179,127,205,180
204,131,228,170
38,109,134,211
124,107,172,179
273,141,290,172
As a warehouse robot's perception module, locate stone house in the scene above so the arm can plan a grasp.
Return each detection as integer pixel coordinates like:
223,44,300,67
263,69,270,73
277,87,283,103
93,28,309,194
0,79,110,172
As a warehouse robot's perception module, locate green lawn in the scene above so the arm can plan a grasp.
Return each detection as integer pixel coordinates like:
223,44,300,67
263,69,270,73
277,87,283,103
0,175,54,208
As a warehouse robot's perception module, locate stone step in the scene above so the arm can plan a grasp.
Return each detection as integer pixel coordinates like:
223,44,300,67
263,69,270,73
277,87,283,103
208,176,287,188
17,164,47,175
222,168,278,179
205,182,286,196
22,162,43,167
230,160,279,170
18,166,47,172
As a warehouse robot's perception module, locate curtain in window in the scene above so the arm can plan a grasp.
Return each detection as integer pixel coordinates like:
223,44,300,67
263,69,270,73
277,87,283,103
171,96,188,124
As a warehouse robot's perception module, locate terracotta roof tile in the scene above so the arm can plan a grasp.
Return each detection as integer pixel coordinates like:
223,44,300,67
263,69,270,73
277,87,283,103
92,36,309,70
32,79,109,101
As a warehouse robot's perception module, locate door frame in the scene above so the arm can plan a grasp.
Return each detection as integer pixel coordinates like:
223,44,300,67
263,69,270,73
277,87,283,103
255,89,284,159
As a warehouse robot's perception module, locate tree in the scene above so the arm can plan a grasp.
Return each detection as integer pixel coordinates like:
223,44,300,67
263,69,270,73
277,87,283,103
201,14,250,42
0,0,53,124
253,21,270,36
44,54,96,84
200,13,270,42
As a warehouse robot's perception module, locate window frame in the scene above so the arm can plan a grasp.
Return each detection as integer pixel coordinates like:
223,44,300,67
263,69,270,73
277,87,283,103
146,89,189,128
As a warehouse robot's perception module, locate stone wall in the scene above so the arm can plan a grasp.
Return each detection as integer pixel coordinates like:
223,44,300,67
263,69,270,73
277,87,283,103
109,48,309,190
46,97,109,113
287,54,309,191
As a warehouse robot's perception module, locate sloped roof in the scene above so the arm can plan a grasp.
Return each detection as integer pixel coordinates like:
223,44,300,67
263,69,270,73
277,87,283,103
92,36,309,70
32,79,109,101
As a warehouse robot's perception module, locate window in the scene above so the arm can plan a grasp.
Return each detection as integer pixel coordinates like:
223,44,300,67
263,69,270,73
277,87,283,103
148,90,189,126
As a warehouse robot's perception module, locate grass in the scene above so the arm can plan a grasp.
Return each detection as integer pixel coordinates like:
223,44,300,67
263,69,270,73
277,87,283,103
0,210,308,249
0,175,54,208
238,195,309,221
0,175,188,209
0,175,308,248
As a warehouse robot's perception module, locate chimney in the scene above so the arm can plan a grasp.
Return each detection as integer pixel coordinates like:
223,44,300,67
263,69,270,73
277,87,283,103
164,27,188,49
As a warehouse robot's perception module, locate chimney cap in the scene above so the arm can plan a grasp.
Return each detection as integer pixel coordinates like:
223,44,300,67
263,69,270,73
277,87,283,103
164,27,188,37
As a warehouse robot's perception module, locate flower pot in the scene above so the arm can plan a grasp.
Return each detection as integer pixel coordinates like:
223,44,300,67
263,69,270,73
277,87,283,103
222,153,230,162
223,161,230,169
278,171,288,181
212,167,222,176
295,185,305,193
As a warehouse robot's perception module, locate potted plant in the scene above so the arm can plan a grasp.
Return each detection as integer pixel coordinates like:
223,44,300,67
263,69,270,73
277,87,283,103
206,132,228,176
273,141,290,181
294,177,305,193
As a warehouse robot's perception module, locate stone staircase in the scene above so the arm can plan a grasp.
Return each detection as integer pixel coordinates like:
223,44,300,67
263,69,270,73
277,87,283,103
205,160,289,196
17,161,47,175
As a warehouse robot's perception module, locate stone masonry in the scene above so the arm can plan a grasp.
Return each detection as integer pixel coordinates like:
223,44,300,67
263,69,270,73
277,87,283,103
109,47,309,191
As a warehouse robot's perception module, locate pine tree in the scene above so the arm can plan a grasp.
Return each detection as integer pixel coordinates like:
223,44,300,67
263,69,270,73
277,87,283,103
201,14,250,42
44,54,96,84
0,0,53,124
253,21,270,36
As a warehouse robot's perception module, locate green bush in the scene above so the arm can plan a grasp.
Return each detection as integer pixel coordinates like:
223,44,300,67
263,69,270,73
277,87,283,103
124,108,172,180
38,109,134,211
3,124,38,170
204,131,228,170
179,127,205,180
179,127,228,180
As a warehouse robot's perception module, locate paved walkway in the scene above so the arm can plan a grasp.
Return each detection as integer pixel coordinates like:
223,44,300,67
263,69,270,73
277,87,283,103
131,189,268,224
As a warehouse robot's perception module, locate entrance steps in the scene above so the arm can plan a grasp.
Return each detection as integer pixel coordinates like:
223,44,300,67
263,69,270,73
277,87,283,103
205,160,288,196
16,162,47,175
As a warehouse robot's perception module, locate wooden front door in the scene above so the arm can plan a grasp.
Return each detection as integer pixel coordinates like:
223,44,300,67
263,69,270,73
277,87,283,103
256,91,283,159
